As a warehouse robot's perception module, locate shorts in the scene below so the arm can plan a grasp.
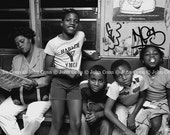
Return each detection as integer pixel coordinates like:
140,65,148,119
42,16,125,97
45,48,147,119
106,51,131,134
50,77,82,100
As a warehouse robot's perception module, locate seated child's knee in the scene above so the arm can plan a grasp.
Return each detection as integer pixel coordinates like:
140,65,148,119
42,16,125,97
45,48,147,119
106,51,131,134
101,119,110,127
151,117,162,131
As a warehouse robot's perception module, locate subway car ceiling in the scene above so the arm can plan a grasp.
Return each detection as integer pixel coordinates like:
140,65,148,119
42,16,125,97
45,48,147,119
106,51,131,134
0,0,97,8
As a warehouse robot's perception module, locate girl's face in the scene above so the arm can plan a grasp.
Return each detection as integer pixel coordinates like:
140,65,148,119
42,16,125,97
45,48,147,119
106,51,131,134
115,65,133,87
61,13,79,38
142,46,161,69
88,71,106,93
14,35,32,54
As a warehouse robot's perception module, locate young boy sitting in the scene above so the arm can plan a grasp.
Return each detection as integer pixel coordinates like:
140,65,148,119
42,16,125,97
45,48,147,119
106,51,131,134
80,65,113,135
104,59,149,135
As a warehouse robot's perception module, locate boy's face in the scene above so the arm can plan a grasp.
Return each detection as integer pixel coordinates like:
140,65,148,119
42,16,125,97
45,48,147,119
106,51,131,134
88,71,106,93
115,65,133,87
61,13,79,36
142,46,161,69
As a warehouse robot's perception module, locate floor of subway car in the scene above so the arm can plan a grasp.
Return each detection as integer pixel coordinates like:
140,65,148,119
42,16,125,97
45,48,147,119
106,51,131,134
0,122,70,135
36,122,69,135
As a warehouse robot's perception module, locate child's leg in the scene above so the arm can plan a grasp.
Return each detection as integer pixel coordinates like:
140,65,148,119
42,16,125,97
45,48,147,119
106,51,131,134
158,114,169,134
80,114,90,135
100,119,113,135
135,108,150,135
49,100,65,135
115,104,128,125
149,116,162,135
112,104,128,135
136,123,149,135
67,100,82,135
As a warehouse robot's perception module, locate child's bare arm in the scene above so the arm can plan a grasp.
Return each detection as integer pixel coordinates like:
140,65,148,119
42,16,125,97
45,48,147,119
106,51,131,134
127,90,146,130
129,91,146,116
82,100,89,114
94,110,104,119
85,102,105,124
104,98,136,135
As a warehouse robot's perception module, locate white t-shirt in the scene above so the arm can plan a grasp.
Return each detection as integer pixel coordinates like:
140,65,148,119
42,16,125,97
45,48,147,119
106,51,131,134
44,31,85,71
107,74,148,106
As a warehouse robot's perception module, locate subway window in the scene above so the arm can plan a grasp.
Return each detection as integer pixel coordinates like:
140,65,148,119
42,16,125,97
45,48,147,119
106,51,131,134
0,0,29,49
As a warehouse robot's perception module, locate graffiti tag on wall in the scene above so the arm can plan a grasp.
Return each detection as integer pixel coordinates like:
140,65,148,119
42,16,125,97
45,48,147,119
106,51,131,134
103,22,166,56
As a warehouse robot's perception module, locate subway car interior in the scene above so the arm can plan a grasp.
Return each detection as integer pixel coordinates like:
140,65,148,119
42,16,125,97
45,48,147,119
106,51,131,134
0,0,170,134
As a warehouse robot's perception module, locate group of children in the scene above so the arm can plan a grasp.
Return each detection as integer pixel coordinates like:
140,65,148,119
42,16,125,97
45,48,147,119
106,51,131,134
80,44,170,135
0,8,169,135
44,8,170,135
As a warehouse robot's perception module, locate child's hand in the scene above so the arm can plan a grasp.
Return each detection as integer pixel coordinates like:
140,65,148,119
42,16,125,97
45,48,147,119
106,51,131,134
22,79,37,90
85,112,97,125
127,114,136,131
22,83,33,90
123,128,137,135
64,69,81,79
90,52,101,61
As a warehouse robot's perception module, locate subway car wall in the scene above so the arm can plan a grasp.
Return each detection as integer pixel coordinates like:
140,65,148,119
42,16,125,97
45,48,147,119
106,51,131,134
0,0,169,83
